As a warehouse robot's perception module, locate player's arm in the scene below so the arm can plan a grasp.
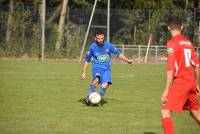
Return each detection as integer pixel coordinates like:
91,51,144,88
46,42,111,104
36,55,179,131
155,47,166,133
118,53,133,64
161,46,175,103
194,66,200,95
81,62,89,80
161,70,174,103
81,48,92,80
191,47,200,95
109,44,133,64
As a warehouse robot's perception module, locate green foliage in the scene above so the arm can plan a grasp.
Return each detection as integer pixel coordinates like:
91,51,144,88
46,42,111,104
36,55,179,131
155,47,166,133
6,2,41,57
110,0,134,9
72,0,93,8
161,0,176,9
25,22,41,57
67,22,85,58
111,0,181,46
134,0,157,9
42,22,85,59
113,9,148,45
45,23,58,51
0,0,199,58
0,10,7,48
0,0,6,4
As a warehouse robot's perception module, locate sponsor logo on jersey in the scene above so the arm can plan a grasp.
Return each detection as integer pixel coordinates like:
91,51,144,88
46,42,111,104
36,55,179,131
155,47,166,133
97,54,109,62
179,41,192,46
167,48,173,54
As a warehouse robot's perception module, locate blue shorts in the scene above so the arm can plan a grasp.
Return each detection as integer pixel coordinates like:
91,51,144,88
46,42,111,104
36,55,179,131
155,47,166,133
92,69,112,85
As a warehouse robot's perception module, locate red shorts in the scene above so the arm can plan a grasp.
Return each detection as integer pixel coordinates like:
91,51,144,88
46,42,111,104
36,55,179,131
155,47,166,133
162,80,199,112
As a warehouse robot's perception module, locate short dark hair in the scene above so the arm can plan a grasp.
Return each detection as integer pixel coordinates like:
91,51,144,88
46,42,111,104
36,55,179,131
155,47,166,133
94,30,104,37
167,16,182,30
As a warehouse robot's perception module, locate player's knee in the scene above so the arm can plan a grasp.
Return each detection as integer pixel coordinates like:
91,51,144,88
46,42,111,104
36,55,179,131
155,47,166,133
91,82,98,87
190,110,200,118
161,109,171,119
92,78,99,86
101,83,109,89
190,110,200,125
191,110,200,121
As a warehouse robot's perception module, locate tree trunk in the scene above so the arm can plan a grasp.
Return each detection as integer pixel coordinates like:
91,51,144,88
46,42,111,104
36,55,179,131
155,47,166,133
6,0,14,43
55,0,68,50
185,0,188,8
199,0,200,8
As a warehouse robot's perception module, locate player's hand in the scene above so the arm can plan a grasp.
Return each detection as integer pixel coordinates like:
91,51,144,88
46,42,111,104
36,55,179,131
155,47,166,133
80,72,86,80
161,89,168,104
127,59,134,64
196,84,200,96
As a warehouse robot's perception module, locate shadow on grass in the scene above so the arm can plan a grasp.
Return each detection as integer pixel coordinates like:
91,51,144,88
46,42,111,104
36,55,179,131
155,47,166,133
100,99,107,105
78,98,108,107
143,132,156,134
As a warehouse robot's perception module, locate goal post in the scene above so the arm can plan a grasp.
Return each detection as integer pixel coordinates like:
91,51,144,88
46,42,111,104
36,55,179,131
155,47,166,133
79,0,110,63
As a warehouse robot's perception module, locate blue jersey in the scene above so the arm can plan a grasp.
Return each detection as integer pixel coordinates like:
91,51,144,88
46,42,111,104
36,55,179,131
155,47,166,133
85,41,120,70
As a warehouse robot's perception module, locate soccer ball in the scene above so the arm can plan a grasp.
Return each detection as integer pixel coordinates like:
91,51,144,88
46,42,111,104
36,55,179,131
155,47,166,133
89,92,101,104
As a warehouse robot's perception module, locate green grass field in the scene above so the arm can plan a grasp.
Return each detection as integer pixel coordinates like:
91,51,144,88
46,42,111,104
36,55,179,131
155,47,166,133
0,60,199,134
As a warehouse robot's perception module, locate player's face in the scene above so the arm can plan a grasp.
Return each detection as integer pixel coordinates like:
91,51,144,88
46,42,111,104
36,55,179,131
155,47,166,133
95,34,104,46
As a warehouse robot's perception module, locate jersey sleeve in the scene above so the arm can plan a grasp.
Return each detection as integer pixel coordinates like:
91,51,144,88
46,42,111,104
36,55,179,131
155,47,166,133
85,47,93,62
191,46,199,67
166,42,176,72
110,44,120,57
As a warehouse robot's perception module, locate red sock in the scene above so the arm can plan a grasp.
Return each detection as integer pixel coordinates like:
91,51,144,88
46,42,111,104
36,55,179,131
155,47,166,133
162,117,174,134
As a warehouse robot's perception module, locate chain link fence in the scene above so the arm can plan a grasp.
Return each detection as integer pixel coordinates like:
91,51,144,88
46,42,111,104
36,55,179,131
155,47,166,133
0,4,200,63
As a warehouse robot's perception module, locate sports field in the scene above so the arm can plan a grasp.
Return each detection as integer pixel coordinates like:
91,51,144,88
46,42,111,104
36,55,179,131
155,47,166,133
0,60,199,134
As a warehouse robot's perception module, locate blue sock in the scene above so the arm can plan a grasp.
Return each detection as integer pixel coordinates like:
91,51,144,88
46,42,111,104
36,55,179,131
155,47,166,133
98,88,106,97
88,85,96,96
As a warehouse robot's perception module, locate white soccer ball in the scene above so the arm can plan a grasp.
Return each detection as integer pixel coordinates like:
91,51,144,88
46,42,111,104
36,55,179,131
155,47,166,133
89,92,101,104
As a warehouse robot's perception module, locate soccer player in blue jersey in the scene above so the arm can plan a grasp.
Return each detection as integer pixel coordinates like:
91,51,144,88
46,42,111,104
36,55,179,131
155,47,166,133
80,31,133,105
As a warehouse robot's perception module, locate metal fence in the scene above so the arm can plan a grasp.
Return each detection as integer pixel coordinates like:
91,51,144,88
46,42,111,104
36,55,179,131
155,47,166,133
115,45,200,64
0,4,200,62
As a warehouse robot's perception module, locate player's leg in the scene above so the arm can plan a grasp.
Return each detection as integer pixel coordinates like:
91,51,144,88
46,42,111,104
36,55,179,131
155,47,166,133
161,81,195,134
161,86,176,133
87,70,101,96
189,110,200,125
185,89,200,125
92,76,99,86
87,76,99,96
161,110,174,134
81,71,100,105
160,83,187,134
97,69,111,97
98,82,109,97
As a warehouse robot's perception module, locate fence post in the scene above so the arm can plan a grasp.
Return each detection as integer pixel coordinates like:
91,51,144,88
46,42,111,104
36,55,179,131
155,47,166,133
155,45,158,64
41,0,46,61
122,45,125,54
22,3,25,55
66,8,69,56
138,45,141,63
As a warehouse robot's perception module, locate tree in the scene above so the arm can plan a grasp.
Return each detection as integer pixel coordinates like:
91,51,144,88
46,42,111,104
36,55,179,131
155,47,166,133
5,0,13,43
55,0,68,50
72,0,93,8
47,4,62,23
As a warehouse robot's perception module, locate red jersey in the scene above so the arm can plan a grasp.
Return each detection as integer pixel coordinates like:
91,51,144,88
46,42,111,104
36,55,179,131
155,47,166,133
166,34,199,82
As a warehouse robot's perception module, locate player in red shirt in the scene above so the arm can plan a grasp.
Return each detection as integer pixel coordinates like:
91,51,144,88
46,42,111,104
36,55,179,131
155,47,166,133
161,16,200,134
